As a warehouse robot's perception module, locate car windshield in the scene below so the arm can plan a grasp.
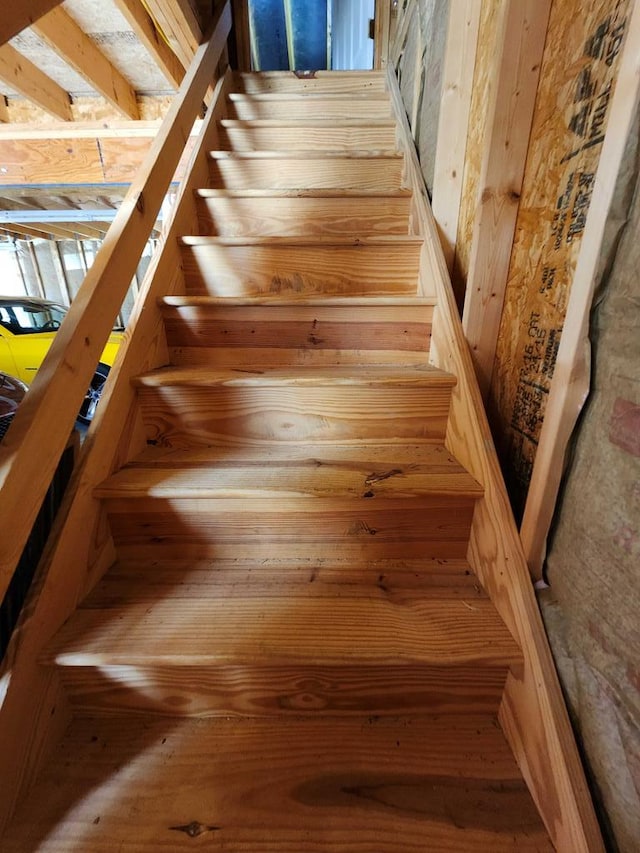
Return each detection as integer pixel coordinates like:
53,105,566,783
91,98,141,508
0,302,67,335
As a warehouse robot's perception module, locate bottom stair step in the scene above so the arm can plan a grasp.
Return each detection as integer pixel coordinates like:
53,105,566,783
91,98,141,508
42,559,521,717
2,715,553,851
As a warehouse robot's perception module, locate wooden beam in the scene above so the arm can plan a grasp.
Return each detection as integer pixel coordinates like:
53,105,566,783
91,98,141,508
521,0,640,580
0,94,8,123
373,0,391,70
114,0,185,88
0,43,72,121
0,137,149,184
0,119,193,140
461,0,551,399
28,242,46,297
387,63,604,853
431,0,481,274
32,7,140,121
231,0,251,72
0,0,63,46
0,221,76,240
144,0,202,70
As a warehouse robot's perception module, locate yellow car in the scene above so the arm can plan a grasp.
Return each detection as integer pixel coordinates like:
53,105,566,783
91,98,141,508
0,296,123,424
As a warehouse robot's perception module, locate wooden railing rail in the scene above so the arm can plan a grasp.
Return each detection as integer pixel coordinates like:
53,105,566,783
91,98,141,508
0,0,232,610
387,66,604,852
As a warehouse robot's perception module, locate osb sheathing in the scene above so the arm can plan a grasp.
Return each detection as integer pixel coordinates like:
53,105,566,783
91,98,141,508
489,0,631,519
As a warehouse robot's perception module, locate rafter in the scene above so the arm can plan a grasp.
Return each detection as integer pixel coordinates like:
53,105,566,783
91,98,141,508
32,7,140,120
0,44,72,121
0,0,64,47
143,0,202,70
114,0,184,89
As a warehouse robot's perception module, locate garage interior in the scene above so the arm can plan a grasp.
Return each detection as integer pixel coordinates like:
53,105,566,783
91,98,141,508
0,1,638,850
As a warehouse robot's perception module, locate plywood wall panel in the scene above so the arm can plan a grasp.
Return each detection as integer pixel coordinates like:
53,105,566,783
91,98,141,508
489,0,631,520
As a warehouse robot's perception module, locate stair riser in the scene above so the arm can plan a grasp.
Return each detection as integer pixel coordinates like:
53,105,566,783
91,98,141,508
137,385,451,446
181,244,421,296
216,125,398,152
196,195,410,237
208,158,404,191
163,307,432,367
58,663,509,717
105,497,475,561
227,99,394,121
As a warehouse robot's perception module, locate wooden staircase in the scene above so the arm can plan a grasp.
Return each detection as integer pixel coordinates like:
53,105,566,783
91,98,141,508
2,71,557,850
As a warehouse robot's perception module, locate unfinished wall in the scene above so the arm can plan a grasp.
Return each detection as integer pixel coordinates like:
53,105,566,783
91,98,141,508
392,0,449,194
490,0,631,521
540,107,640,851
392,0,639,848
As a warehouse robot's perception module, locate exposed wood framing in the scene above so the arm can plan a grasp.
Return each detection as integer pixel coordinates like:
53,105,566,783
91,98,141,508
0,95,8,123
461,0,551,400
387,63,604,853
0,0,64,46
27,242,46,297
32,7,140,120
144,0,202,70
50,240,72,303
432,0,481,275
0,0,232,680
0,221,78,241
453,0,500,305
231,0,251,72
521,0,640,580
114,0,185,88
0,63,233,838
489,0,632,522
0,120,174,139
0,43,72,121
373,0,391,70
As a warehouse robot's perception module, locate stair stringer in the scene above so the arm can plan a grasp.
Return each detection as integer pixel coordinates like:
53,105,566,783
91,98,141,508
386,67,604,852
0,70,235,835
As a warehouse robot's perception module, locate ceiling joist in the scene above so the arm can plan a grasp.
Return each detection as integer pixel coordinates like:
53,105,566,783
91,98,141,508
0,0,64,48
114,0,184,89
32,7,140,120
143,0,202,70
0,43,72,121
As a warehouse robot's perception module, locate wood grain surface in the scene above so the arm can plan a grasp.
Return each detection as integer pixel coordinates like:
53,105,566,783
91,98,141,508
180,236,422,296
2,715,552,852
216,119,399,151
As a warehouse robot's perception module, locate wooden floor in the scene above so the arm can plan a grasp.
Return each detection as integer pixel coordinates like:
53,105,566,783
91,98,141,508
1,70,554,850
3,715,553,852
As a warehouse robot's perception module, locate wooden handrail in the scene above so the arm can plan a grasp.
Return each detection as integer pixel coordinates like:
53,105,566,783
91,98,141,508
0,0,232,609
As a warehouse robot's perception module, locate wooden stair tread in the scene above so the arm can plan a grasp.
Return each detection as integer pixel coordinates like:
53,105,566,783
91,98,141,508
219,117,397,126
2,715,552,852
95,444,482,500
132,364,455,388
181,235,422,246
160,295,434,307
208,150,403,160
195,187,411,198
44,581,520,668
227,92,392,102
